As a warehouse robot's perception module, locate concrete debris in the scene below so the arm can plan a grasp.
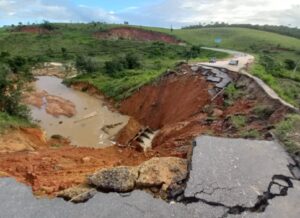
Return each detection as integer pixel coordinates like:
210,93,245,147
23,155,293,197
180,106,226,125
57,185,96,203
184,136,300,217
190,65,232,90
88,157,188,198
88,166,139,192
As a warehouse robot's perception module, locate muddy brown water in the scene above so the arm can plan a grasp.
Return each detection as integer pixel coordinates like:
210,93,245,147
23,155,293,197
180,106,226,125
30,76,129,147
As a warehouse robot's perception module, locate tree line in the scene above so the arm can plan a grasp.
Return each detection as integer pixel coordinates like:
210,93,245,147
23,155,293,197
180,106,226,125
182,23,300,39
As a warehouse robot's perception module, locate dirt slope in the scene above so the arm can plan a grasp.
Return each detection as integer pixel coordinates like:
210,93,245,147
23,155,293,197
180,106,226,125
94,27,181,44
0,128,47,153
120,72,212,129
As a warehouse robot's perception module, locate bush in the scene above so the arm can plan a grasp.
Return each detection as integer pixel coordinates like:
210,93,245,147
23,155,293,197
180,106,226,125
0,68,30,120
230,115,247,129
147,42,166,57
7,56,29,74
224,84,243,106
183,45,202,60
240,129,260,139
125,53,141,69
0,112,32,133
259,55,283,76
104,53,141,76
284,59,296,70
104,58,124,75
61,47,68,59
75,55,99,74
40,20,56,31
252,105,275,119
275,114,300,153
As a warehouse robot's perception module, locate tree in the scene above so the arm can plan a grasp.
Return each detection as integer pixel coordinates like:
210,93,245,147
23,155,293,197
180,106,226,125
0,65,29,119
75,55,99,74
7,56,28,74
259,55,284,76
61,47,68,59
125,53,141,69
183,46,202,62
104,59,124,76
40,20,55,31
284,59,296,70
104,53,141,76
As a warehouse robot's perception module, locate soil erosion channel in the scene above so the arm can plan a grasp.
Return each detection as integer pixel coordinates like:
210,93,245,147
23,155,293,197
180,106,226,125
27,76,129,147
0,63,293,200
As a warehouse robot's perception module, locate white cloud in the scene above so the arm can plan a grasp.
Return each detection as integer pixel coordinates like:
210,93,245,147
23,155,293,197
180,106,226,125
0,0,120,24
0,0,299,27
119,0,300,27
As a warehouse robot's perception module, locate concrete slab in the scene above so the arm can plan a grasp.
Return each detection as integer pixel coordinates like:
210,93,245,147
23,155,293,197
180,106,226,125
0,178,225,218
1,136,299,218
206,76,222,83
185,136,300,214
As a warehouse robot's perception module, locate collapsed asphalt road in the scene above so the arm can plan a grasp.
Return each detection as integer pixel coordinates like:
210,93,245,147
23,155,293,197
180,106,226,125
1,136,299,218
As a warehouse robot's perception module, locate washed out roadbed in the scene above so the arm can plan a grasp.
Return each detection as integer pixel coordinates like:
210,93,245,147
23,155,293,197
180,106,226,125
0,63,299,217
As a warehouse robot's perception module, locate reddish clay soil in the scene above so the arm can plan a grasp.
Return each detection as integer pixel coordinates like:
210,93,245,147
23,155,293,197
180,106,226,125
13,26,52,34
115,118,143,146
118,65,286,158
0,64,288,198
0,128,47,153
94,27,182,44
23,91,76,117
120,73,212,129
0,128,175,196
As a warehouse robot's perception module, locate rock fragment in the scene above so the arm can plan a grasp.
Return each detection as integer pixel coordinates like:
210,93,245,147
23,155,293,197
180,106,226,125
88,166,138,192
57,185,96,203
88,157,188,198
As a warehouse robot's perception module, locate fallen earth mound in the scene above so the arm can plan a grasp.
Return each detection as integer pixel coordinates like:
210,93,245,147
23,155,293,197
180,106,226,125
94,27,182,44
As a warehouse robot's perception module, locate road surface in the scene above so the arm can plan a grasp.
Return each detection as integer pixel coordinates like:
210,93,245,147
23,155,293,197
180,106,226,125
199,47,298,111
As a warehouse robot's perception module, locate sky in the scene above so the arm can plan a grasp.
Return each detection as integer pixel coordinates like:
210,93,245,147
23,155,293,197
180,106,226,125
0,0,299,28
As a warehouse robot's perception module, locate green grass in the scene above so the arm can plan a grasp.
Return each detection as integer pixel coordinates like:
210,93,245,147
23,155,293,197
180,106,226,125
1,23,300,106
240,129,260,139
0,23,227,102
249,61,300,107
66,66,168,101
230,115,247,129
0,112,33,133
148,26,300,108
145,26,300,53
275,114,300,154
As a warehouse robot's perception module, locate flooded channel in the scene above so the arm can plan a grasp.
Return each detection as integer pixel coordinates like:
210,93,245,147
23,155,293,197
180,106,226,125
29,76,129,147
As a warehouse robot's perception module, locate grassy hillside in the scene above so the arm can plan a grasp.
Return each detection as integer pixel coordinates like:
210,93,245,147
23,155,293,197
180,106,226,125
1,23,300,107
151,27,300,107
0,23,227,102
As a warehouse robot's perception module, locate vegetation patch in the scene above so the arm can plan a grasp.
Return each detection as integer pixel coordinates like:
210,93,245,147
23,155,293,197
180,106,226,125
275,114,300,154
224,84,244,106
240,129,260,139
252,105,275,119
0,112,32,133
230,115,247,129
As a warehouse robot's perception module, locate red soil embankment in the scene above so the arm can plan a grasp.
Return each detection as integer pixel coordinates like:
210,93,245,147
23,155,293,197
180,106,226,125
94,27,181,44
0,128,47,153
120,73,212,130
0,127,176,196
0,144,153,196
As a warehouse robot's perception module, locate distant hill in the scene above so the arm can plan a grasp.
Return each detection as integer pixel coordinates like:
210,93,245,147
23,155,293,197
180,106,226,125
1,23,300,107
182,24,300,40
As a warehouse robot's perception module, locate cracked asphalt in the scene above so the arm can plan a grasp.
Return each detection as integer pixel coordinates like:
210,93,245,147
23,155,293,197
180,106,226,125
1,136,300,218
